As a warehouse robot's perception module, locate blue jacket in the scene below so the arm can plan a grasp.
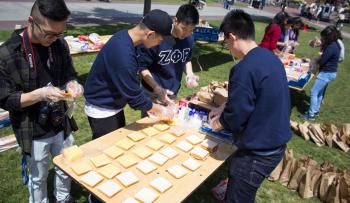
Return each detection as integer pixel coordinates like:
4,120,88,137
136,36,194,94
84,29,152,111
220,47,292,151
319,41,340,73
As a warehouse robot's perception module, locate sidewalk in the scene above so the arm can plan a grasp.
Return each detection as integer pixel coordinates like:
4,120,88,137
0,1,272,30
0,0,349,38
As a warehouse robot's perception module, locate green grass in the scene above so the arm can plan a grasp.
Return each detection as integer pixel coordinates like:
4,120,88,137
0,21,349,203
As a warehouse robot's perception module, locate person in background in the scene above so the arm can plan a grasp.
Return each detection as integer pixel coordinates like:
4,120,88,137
278,16,303,53
137,4,200,117
286,17,303,53
302,25,341,121
209,9,291,203
224,0,232,10
336,3,348,30
260,11,289,55
260,0,266,10
198,0,206,10
0,0,83,202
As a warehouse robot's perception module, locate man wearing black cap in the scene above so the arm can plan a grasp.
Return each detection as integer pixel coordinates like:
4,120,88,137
84,9,175,203
137,4,200,113
84,9,175,140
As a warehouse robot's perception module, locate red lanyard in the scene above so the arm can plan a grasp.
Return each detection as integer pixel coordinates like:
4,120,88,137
21,28,37,71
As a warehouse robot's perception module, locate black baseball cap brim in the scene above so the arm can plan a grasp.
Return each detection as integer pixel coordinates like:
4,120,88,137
142,9,175,45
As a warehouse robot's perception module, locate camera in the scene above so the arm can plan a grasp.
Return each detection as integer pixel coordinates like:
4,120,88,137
38,102,65,126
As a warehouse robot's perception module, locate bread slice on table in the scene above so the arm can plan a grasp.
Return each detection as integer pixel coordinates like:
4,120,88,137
116,171,139,187
80,171,104,187
97,180,122,198
150,176,172,193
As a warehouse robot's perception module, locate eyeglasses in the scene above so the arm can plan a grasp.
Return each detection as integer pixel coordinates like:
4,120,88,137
221,32,230,49
33,20,66,39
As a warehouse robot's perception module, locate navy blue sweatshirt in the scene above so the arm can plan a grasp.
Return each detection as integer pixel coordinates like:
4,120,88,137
319,41,340,73
136,36,194,94
84,29,152,111
219,47,292,151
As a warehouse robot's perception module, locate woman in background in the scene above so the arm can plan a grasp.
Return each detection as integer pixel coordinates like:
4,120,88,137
302,25,341,121
260,11,289,55
278,16,303,53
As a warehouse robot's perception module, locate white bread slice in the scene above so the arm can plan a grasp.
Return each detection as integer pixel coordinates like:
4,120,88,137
182,157,201,171
149,176,172,193
134,187,159,203
80,171,104,187
96,164,121,179
97,180,122,198
167,165,188,179
190,146,209,160
116,171,139,187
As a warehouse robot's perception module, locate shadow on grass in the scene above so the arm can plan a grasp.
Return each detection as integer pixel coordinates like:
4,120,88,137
192,43,232,73
69,7,141,27
183,160,230,203
48,165,89,202
67,23,133,36
290,89,310,115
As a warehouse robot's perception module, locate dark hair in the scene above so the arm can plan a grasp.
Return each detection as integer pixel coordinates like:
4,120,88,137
31,0,71,22
219,9,255,40
268,11,289,36
320,25,339,51
176,4,199,26
287,16,303,40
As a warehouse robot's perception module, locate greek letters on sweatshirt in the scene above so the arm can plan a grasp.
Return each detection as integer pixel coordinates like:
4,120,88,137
136,36,194,94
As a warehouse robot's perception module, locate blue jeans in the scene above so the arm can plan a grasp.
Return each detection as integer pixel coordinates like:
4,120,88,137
309,72,337,116
225,148,285,203
28,132,72,203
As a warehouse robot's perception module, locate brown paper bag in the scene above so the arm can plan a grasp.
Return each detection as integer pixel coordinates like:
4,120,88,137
299,165,314,198
333,135,350,152
311,168,322,198
290,120,299,131
320,161,338,173
324,132,334,148
299,122,310,141
328,123,340,135
339,172,350,203
308,129,324,147
268,158,284,181
340,124,350,137
320,172,338,201
326,175,341,203
288,163,307,191
213,88,228,106
198,91,213,104
309,123,325,145
299,162,321,198
279,149,294,186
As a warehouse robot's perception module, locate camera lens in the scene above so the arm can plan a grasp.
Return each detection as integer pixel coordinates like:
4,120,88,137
38,104,50,125
49,102,64,126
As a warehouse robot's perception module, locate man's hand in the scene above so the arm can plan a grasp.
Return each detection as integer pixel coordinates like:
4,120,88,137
154,85,174,105
148,103,175,121
209,115,223,131
186,74,199,88
34,86,66,102
66,80,84,99
208,104,225,120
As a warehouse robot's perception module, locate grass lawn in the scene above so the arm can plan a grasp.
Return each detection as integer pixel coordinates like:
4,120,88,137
0,19,349,203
